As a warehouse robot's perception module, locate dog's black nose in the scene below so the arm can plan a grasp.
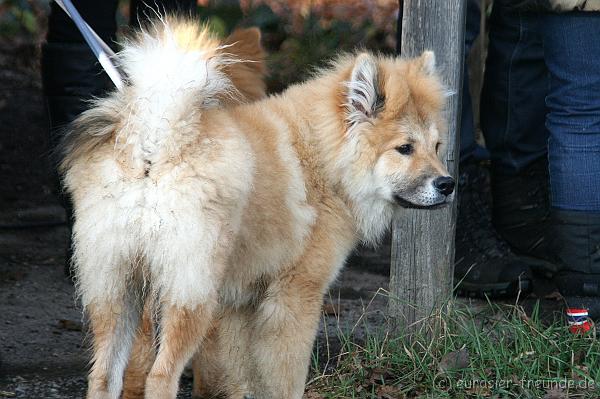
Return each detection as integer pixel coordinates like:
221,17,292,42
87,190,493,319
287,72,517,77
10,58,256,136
433,176,455,196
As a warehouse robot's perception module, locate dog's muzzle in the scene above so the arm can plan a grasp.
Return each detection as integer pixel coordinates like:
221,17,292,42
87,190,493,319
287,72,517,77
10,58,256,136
393,175,455,209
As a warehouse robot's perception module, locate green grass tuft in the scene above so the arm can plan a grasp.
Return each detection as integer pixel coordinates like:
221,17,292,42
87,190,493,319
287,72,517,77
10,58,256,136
308,296,600,398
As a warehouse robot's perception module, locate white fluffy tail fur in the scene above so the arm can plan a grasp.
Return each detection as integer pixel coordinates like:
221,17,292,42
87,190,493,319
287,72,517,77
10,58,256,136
119,18,236,163
60,17,238,171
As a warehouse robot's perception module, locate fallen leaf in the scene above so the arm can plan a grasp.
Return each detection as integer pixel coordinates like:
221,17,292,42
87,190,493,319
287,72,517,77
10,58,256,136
369,367,389,384
511,351,535,362
439,349,470,373
466,385,492,397
376,384,405,398
322,302,337,316
57,319,82,331
543,386,567,399
303,389,323,399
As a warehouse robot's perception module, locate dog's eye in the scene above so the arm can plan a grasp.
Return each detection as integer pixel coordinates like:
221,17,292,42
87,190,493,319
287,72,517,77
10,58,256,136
396,144,413,155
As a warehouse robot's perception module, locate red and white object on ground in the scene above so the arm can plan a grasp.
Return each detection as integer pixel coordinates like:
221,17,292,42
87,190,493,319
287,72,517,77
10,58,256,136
566,308,593,334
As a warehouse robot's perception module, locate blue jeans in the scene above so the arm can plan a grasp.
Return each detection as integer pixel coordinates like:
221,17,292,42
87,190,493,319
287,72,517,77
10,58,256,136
461,2,600,212
542,13,600,212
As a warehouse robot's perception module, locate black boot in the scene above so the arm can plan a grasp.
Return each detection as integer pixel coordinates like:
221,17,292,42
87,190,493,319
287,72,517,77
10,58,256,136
551,210,600,317
42,42,112,279
491,157,557,276
454,161,532,298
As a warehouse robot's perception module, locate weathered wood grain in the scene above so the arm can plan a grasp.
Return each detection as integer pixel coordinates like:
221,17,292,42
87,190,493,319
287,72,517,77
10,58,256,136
389,0,466,332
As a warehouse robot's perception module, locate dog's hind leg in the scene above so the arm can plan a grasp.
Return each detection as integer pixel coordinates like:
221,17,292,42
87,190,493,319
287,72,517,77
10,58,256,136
86,288,143,399
192,309,255,399
122,299,156,399
144,301,218,399
143,225,232,399
73,215,144,399
191,324,220,399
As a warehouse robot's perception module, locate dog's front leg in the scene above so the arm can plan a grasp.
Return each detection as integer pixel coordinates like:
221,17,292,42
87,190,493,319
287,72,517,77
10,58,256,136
247,206,354,399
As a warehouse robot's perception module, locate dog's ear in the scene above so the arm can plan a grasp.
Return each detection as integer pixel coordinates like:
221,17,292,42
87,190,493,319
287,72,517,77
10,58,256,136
418,50,436,76
219,27,267,102
346,53,381,122
223,27,264,64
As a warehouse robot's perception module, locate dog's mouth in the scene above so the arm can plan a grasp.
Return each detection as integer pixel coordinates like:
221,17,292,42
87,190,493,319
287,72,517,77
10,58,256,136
393,195,450,210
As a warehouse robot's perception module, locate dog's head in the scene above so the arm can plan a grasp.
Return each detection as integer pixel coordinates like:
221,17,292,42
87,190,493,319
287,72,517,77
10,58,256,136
341,51,454,208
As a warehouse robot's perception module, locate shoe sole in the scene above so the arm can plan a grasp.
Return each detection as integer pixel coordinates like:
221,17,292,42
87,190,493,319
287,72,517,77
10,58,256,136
455,278,531,299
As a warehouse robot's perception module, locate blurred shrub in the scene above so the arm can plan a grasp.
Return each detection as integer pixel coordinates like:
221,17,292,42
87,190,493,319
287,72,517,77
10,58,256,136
0,0,48,42
199,0,398,92
1,0,398,91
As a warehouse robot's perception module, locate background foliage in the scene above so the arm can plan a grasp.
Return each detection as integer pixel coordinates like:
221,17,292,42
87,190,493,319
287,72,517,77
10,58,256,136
0,0,398,91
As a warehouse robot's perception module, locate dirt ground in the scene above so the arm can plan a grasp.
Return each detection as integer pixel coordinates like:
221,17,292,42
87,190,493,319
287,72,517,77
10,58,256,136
0,41,568,398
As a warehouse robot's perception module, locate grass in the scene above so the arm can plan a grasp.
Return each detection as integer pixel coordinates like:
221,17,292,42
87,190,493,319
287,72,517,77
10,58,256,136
307,293,600,398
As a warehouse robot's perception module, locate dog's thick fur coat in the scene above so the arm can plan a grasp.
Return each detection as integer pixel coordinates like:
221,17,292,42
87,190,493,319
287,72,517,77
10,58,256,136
61,17,453,399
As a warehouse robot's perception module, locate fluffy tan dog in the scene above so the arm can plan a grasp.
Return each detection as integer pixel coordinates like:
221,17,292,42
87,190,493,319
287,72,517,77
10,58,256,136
117,25,268,399
60,17,454,399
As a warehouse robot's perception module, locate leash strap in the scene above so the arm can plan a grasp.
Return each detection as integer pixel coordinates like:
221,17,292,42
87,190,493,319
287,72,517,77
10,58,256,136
54,0,125,90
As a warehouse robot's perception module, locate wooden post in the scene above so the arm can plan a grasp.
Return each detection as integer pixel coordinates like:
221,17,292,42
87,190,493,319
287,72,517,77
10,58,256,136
389,0,466,332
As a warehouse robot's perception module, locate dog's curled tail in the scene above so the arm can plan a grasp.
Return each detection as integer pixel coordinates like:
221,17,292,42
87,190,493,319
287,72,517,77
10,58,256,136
121,16,240,112
60,17,246,172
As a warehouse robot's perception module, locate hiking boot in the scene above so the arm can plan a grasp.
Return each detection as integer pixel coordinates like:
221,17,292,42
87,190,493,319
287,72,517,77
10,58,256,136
550,210,600,318
491,157,557,276
454,161,532,298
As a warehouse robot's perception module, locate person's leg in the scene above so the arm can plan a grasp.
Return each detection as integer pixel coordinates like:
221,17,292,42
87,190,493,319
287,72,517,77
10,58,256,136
477,0,556,274
480,2,548,174
543,13,600,214
541,12,600,305
460,0,487,164
454,0,534,297
43,0,118,149
42,0,119,278
44,0,198,144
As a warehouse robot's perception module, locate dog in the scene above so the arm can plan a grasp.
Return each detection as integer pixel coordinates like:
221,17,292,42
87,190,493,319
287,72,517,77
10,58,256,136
114,24,268,399
60,16,454,399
